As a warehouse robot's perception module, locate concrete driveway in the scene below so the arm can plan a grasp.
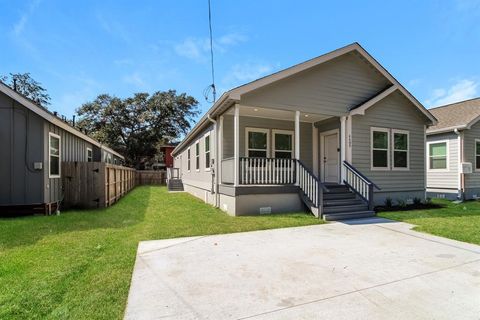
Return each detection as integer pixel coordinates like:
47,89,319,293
124,218,480,319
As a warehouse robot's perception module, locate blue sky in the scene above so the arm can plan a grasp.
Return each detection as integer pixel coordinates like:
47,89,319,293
1,0,480,121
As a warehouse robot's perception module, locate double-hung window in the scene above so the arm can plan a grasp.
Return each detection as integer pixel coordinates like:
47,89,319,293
187,148,191,171
476,140,480,171
205,134,211,170
273,130,293,159
49,133,61,178
195,142,200,171
86,148,93,162
246,128,269,158
392,130,409,169
428,141,448,170
371,128,390,169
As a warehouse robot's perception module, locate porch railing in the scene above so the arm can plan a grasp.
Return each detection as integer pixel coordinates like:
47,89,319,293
297,160,327,213
343,161,380,210
239,157,296,185
166,167,180,181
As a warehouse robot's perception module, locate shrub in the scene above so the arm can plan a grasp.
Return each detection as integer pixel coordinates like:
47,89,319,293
384,197,393,208
397,199,407,208
413,197,422,206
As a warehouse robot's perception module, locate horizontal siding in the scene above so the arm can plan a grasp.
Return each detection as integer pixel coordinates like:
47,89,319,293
463,121,480,189
241,52,390,117
426,132,459,190
351,92,427,192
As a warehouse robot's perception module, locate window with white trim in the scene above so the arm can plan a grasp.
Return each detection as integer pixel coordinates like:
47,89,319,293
371,128,389,169
428,141,448,170
187,148,191,171
273,130,293,159
246,128,269,158
195,142,200,170
49,133,61,178
476,140,480,170
205,134,211,170
87,148,93,162
392,130,409,169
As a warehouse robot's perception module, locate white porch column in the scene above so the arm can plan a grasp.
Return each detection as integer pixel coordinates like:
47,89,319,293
340,116,347,183
218,115,224,185
312,124,319,176
234,105,240,186
346,115,352,162
295,111,300,185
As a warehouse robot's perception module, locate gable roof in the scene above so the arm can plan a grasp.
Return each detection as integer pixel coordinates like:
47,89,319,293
426,98,480,134
0,81,124,160
173,42,436,155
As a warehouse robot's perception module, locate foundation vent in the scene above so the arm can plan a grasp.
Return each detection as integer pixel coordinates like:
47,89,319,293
259,207,272,214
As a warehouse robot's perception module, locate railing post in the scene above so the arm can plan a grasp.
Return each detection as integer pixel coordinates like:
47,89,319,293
317,181,323,218
368,183,374,211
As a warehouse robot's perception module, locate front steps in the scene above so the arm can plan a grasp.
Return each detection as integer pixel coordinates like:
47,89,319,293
167,179,184,192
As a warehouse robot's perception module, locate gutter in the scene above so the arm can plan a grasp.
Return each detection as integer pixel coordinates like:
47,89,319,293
206,113,220,207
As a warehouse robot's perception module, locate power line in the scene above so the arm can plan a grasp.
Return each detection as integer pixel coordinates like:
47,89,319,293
204,0,216,103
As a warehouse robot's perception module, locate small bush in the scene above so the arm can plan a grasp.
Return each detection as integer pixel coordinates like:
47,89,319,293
426,197,432,204
384,197,393,208
413,197,422,206
397,198,407,208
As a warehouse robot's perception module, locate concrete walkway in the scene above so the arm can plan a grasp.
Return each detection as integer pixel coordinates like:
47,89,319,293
124,218,480,319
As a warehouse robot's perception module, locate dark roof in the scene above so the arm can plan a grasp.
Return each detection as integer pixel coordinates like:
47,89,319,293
427,98,480,133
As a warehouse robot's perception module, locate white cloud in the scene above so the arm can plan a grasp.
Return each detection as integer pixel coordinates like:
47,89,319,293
219,62,277,94
425,79,478,107
174,32,247,62
12,0,41,36
96,13,131,42
122,72,146,88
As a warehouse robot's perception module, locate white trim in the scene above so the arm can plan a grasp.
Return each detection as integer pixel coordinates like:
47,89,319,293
391,129,410,171
370,127,390,171
349,85,398,116
187,147,191,172
426,125,467,135
272,129,294,158
195,140,200,172
320,129,340,182
86,147,93,162
204,132,211,171
340,116,347,182
475,139,480,172
48,132,61,178
427,140,449,172
346,115,352,162
312,125,319,176
245,127,270,158
234,105,240,186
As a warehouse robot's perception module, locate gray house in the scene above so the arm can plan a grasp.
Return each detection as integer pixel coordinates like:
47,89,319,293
0,81,124,214
426,98,480,200
171,43,437,220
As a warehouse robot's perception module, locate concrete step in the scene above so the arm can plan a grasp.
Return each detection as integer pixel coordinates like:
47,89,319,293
323,199,365,207
323,204,368,214
323,211,376,221
325,185,350,193
323,192,356,200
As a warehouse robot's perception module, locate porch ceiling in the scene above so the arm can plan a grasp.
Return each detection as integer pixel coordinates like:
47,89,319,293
225,105,333,123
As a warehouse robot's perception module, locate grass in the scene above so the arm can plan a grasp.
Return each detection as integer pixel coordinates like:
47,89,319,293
0,186,321,319
379,199,480,245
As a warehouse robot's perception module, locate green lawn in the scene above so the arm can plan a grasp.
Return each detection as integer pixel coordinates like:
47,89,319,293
379,199,480,245
0,186,321,319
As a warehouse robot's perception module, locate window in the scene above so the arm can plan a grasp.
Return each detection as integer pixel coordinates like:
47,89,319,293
86,148,93,162
428,141,448,170
49,133,61,178
246,128,269,158
476,140,480,170
371,128,389,169
273,130,293,159
187,148,191,171
392,130,409,169
195,142,200,171
205,134,211,170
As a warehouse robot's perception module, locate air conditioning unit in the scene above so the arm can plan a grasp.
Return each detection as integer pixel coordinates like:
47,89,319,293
460,162,473,174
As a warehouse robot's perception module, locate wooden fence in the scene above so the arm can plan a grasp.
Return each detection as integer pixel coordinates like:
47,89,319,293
136,170,166,185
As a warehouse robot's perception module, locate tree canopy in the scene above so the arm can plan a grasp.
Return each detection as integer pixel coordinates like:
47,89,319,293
76,90,198,167
1,73,51,108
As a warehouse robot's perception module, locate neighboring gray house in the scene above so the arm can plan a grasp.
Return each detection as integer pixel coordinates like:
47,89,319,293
171,43,437,220
426,98,480,200
0,82,124,214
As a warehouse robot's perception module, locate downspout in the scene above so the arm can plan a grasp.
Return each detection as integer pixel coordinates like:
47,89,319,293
207,113,219,207
454,128,464,200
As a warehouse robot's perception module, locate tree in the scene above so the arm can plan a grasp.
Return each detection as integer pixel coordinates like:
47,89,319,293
1,73,51,108
76,90,198,167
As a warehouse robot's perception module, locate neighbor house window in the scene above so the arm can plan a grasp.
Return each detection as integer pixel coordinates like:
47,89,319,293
428,141,448,170
273,130,293,159
187,148,191,171
86,148,93,162
195,142,200,170
246,128,269,157
371,128,389,169
205,134,211,170
476,140,480,170
49,133,61,178
392,130,409,169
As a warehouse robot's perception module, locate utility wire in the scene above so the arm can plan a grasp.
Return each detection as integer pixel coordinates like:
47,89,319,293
204,0,216,103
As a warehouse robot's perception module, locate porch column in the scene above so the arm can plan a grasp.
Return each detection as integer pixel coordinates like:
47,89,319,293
295,111,300,185
234,105,240,186
340,116,347,183
218,115,224,184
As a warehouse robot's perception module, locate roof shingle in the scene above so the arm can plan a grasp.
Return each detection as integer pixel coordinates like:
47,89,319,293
427,98,480,133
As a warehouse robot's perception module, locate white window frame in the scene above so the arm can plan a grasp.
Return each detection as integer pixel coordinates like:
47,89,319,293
370,127,390,171
48,132,61,178
245,127,270,158
391,129,410,171
204,133,211,171
475,139,480,172
86,147,93,162
195,141,200,172
427,140,449,172
187,147,191,172
272,129,294,159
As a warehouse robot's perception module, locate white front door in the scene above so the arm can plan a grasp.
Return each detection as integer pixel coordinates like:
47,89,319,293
323,132,339,183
